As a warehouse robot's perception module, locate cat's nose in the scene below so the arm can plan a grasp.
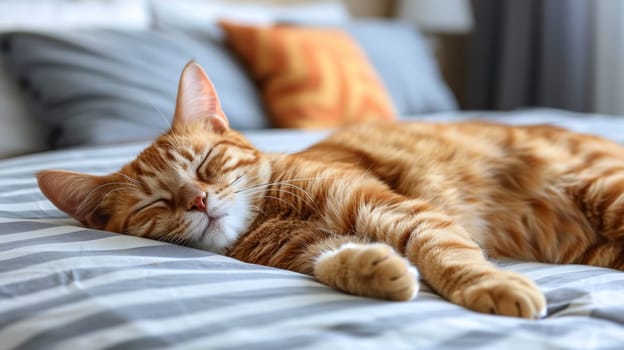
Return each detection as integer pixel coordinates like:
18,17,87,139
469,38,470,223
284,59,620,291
190,193,207,212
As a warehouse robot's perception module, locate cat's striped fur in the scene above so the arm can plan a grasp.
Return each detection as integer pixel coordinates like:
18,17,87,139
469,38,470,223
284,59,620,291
38,63,624,319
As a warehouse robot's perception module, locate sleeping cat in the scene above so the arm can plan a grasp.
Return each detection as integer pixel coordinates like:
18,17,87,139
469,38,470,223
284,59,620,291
38,62,624,319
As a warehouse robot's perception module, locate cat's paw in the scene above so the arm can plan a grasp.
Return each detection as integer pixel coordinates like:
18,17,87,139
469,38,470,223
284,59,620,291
315,243,419,301
452,271,546,319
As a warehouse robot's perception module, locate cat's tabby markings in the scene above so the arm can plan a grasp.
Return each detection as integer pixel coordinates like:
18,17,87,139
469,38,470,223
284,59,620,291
39,62,624,319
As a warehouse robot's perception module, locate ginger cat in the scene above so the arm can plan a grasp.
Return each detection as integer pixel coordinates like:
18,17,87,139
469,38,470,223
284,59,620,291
38,62,624,319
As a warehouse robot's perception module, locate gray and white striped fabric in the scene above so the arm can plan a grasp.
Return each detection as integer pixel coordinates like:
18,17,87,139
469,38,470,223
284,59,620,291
2,110,624,350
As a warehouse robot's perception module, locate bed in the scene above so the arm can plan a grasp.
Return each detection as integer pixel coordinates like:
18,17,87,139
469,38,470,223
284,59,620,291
1,110,624,350
1,2,624,348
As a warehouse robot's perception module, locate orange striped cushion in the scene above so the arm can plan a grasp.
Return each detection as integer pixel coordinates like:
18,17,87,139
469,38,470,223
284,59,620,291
220,21,397,129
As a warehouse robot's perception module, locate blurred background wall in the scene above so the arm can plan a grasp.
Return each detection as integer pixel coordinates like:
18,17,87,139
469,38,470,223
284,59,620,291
339,0,624,116
1,0,623,115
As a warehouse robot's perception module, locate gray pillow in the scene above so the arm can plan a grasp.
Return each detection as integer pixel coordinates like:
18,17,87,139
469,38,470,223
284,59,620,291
1,30,268,149
343,20,457,115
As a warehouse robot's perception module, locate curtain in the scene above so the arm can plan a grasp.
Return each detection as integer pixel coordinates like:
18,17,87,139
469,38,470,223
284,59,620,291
593,0,624,115
465,0,594,112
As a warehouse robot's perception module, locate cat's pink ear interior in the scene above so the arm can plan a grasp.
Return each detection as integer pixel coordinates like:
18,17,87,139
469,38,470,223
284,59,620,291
172,61,229,133
37,170,111,229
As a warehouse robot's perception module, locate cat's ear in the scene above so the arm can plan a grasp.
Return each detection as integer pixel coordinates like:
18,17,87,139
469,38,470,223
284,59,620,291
172,61,229,133
37,170,112,229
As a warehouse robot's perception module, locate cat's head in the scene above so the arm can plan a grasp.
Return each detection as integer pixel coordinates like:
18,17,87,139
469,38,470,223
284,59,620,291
37,62,271,253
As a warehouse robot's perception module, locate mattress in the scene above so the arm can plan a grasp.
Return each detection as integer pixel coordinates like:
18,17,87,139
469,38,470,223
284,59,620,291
2,109,624,350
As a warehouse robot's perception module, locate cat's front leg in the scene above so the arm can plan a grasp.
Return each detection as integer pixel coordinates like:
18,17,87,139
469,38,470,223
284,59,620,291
228,218,418,301
326,190,546,318
314,241,419,301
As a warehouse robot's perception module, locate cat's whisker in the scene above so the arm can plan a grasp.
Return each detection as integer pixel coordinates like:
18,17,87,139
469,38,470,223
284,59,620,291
273,183,317,208
80,186,137,219
100,187,133,202
229,174,245,187
237,183,319,211
246,188,312,207
239,189,302,208
237,183,297,195
150,101,172,132
240,186,300,199
236,181,306,194
248,204,265,216
270,187,319,211
163,226,188,246
238,175,338,193
273,175,339,183
114,172,141,186
277,175,340,184
80,182,138,213
231,174,262,193
242,172,263,184
249,194,299,212
244,186,319,214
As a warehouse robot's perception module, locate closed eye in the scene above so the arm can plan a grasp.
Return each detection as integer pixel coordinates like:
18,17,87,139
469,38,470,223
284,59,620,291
197,148,214,176
135,198,169,213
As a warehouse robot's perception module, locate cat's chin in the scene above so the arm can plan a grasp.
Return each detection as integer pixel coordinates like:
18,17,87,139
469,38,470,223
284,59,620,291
190,219,236,253
189,199,253,254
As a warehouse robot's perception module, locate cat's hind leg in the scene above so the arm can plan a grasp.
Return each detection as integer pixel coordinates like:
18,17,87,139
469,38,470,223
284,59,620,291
567,172,624,240
314,240,419,301
563,161,624,270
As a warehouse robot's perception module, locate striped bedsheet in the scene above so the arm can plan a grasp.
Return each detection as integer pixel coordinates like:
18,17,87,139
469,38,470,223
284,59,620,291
2,110,624,350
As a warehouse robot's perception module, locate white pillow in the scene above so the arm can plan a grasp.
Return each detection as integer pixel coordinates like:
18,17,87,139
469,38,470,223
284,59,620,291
151,0,350,35
0,0,151,31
